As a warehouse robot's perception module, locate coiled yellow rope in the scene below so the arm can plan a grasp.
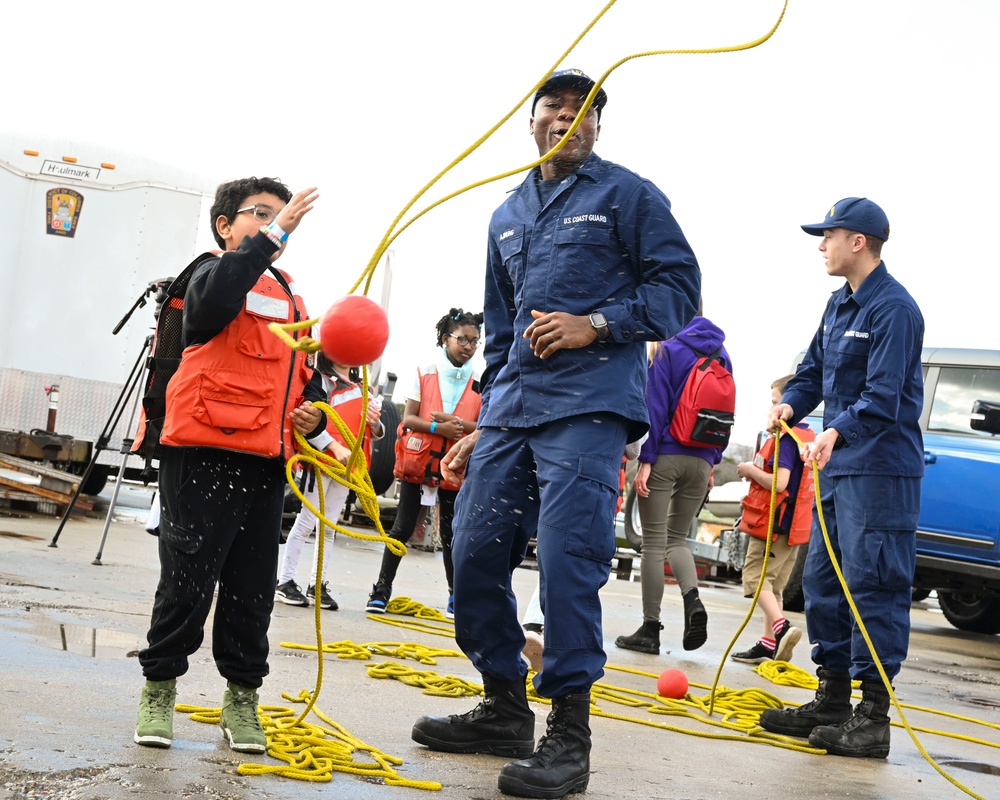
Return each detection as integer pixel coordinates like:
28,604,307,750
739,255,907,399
179,594,998,793
176,694,440,789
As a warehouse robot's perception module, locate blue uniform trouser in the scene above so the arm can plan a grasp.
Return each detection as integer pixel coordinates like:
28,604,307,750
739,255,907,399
452,414,628,698
804,474,920,681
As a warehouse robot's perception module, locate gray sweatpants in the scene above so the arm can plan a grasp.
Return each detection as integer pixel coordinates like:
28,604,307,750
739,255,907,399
636,453,712,621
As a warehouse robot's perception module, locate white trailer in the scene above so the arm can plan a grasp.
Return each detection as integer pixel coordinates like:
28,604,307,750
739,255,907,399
0,133,217,497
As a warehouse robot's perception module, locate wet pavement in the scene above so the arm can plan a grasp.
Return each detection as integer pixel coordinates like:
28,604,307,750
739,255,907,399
1,501,998,800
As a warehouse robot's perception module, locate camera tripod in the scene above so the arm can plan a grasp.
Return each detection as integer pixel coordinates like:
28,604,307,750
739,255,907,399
49,278,170,563
48,333,152,564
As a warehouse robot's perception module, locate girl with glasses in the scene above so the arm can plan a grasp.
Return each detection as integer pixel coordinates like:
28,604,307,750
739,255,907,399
366,308,484,618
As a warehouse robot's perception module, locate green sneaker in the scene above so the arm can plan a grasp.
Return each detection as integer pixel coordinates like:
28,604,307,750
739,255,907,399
134,679,177,748
220,683,267,753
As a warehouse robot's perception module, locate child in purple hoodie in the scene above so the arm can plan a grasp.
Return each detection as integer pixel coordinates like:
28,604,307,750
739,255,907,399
615,314,731,654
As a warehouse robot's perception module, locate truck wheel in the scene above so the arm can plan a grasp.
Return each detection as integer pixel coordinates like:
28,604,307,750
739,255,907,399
80,466,110,496
781,541,808,613
623,491,642,552
910,588,931,603
937,591,1000,634
369,401,400,497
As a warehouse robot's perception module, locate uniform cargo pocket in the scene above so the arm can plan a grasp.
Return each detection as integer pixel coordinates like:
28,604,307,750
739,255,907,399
563,454,619,563
193,370,272,432
860,509,918,591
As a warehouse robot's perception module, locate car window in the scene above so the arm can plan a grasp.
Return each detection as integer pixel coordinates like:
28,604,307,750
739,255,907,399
928,367,1000,436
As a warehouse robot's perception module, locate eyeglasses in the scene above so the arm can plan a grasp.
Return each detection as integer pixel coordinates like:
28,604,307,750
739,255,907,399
236,204,279,225
448,333,481,349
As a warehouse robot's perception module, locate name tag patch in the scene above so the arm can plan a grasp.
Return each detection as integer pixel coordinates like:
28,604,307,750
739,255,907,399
246,291,290,320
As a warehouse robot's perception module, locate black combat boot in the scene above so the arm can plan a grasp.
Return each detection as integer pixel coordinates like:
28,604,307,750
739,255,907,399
681,588,708,651
498,692,591,799
614,620,663,654
759,667,853,737
808,680,892,758
411,675,535,757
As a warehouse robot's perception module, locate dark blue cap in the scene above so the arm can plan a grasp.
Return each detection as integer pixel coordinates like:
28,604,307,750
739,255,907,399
801,197,890,241
532,69,608,118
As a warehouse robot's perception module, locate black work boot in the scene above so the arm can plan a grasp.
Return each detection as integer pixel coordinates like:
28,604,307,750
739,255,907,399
411,675,535,757
614,620,662,654
759,667,853,737
681,588,708,651
498,692,591,799
808,680,892,758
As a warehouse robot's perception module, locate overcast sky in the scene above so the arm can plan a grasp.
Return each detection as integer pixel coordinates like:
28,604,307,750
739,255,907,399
6,0,997,446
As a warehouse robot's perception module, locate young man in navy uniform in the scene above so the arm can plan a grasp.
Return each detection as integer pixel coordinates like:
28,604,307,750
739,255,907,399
761,197,924,759
411,70,701,798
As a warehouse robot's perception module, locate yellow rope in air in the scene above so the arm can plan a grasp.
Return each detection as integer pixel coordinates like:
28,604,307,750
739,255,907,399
267,0,790,347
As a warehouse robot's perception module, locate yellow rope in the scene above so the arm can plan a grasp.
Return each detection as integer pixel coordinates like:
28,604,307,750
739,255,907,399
280,639,463,667
312,601,1000,758
172,595,994,793
176,696,440,789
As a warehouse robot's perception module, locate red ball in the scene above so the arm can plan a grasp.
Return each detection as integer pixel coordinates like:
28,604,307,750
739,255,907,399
318,295,390,367
657,668,689,699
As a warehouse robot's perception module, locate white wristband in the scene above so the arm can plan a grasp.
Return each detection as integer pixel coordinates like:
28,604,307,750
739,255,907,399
307,429,335,452
262,221,289,243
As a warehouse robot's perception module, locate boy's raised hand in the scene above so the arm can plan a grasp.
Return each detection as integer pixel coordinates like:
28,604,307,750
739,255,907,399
276,187,319,234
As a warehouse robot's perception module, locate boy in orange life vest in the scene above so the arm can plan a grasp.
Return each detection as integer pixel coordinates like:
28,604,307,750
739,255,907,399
135,178,330,755
366,308,483,617
277,351,384,610
731,375,815,664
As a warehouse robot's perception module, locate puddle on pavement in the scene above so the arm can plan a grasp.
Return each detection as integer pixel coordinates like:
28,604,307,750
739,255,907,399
938,759,1000,777
952,693,1000,710
0,531,45,541
35,622,143,659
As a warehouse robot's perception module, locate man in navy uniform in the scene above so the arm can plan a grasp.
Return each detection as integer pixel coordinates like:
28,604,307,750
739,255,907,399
761,197,924,759
411,70,700,798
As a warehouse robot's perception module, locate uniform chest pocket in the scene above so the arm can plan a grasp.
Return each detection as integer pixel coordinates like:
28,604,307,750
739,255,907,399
836,335,872,358
832,334,872,395
552,224,616,298
498,227,525,285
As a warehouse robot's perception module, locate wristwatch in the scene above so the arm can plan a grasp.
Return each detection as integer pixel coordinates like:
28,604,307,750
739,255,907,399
589,312,610,342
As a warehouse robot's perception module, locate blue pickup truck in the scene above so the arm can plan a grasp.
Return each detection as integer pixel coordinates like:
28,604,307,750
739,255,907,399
797,347,1000,633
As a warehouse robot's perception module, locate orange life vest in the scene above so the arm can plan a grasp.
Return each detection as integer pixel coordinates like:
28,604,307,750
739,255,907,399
325,373,374,466
394,364,481,490
160,268,311,459
738,425,816,545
